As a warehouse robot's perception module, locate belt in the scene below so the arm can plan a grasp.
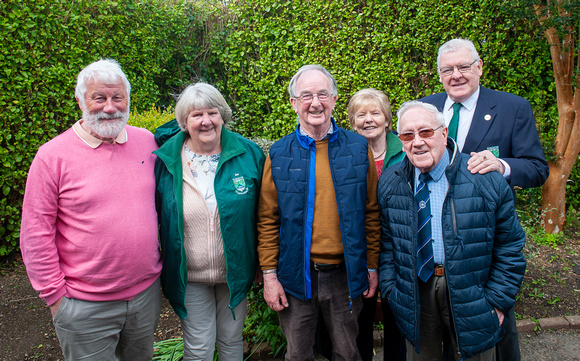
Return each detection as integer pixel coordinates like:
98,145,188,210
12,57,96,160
312,262,343,272
434,264,445,277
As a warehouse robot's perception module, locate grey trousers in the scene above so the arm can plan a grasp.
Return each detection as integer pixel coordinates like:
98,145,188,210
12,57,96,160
180,282,247,361
52,278,161,361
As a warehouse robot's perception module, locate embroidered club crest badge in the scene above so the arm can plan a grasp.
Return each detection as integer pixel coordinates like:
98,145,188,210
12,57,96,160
233,175,248,195
486,146,500,158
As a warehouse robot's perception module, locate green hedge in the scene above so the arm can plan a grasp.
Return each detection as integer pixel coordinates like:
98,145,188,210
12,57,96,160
207,0,556,139
206,0,577,215
2,0,578,258
0,0,209,256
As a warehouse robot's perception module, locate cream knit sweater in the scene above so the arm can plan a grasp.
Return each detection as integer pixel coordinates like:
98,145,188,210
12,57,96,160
181,149,227,283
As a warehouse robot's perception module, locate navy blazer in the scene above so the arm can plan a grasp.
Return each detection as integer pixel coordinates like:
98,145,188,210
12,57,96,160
421,86,549,190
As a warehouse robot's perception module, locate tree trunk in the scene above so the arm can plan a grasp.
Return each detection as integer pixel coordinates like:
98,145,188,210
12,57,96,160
537,5,580,233
541,93,580,232
542,164,570,234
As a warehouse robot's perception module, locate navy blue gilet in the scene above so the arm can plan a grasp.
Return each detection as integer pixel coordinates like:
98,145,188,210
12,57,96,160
269,122,371,301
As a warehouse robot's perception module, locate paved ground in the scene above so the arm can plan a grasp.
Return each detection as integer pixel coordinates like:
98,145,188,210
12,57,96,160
519,329,580,361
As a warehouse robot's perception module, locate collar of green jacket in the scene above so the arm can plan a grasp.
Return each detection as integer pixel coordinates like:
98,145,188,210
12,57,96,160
384,131,406,170
153,119,247,168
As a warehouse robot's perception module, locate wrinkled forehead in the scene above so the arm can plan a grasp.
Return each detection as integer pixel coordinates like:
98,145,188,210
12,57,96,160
439,47,475,67
295,70,331,93
399,107,438,131
86,77,126,91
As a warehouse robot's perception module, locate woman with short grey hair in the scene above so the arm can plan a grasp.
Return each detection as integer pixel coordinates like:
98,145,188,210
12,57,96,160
154,82,265,360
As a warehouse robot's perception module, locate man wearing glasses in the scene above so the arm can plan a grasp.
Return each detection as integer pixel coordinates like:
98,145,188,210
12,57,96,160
421,38,549,361
378,101,526,361
257,64,381,360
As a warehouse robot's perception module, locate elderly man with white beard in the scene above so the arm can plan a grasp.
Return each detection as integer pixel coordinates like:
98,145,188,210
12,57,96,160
20,59,162,361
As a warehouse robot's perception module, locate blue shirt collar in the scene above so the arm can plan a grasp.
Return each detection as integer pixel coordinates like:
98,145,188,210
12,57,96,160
298,120,335,139
414,149,449,185
296,118,338,148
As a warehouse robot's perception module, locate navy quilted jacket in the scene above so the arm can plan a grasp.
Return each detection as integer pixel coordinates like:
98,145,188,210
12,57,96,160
269,120,371,301
377,140,526,359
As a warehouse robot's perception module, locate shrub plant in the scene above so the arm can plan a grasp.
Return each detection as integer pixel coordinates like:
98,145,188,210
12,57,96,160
2,0,578,257
207,0,556,140
128,106,176,133
0,0,208,256
205,0,576,227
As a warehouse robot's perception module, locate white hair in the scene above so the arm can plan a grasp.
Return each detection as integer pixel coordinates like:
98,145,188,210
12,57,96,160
288,64,338,98
396,101,444,132
437,39,480,68
75,59,131,110
175,83,232,132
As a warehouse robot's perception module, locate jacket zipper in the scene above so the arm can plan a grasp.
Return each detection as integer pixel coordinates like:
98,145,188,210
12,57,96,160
450,198,464,251
447,198,464,359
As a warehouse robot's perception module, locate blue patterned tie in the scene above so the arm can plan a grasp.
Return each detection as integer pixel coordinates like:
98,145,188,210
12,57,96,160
448,103,462,140
416,172,434,282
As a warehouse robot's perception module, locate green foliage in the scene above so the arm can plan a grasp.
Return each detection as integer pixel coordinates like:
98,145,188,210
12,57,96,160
243,284,286,357
509,0,580,37
565,207,580,230
207,0,556,139
207,0,578,225
153,338,184,361
566,158,580,211
518,206,565,248
128,106,176,133
0,0,208,257
3,0,579,264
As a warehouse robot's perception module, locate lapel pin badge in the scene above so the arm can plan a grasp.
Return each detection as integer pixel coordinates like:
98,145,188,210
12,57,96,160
484,114,491,121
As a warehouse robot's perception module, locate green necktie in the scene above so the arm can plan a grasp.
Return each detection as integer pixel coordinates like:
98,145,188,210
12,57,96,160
448,103,462,140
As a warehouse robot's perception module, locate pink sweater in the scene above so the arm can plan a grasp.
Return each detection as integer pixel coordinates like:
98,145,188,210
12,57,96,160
20,125,162,306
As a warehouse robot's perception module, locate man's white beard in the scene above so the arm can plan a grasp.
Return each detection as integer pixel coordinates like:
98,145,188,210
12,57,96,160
83,109,129,139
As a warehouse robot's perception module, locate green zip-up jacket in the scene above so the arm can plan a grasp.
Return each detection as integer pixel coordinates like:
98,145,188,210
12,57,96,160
383,131,406,172
153,119,265,319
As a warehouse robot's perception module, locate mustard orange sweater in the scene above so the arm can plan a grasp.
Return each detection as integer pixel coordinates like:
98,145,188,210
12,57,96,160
258,138,380,270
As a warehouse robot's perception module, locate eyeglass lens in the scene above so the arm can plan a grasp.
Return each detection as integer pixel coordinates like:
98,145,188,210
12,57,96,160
439,59,477,76
398,128,437,142
298,92,329,103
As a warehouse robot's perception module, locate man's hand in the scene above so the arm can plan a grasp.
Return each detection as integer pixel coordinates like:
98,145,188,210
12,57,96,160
363,270,378,298
468,150,505,175
495,307,505,326
263,273,289,311
49,296,64,318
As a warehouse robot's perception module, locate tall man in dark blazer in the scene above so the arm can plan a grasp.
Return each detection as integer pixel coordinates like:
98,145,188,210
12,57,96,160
421,38,549,361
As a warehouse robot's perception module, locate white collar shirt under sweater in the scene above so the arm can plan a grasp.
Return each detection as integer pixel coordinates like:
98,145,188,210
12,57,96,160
20,122,161,305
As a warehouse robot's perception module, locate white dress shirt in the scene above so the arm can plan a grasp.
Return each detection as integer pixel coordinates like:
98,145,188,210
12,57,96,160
442,86,511,179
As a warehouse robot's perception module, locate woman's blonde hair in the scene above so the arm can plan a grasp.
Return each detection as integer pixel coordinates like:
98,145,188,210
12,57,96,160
347,88,392,132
